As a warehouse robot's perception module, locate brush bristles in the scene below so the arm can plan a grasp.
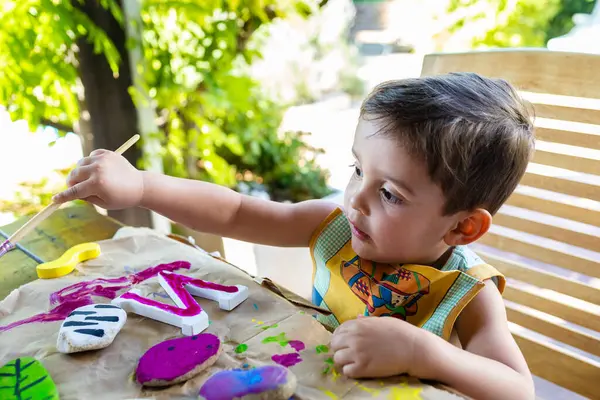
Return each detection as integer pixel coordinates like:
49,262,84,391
0,240,15,258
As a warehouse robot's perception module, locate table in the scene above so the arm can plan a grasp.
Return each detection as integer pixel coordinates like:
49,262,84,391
0,205,465,399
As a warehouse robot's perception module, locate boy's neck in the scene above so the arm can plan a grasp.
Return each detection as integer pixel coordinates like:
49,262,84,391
429,246,455,270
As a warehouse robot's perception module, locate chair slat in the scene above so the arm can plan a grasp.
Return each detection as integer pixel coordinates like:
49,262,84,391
510,324,600,399
477,250,600,305
506,192,600,227
505,302,600,358
479,232,600,278
421,49,600,99
521,172,600,202
504,284,600,332
493,212,600,253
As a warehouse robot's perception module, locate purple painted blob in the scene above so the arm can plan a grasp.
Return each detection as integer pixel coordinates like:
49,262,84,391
272,353,302,367
136,333,221,384
288,340,305,352
0,261,190,333
199,365,290,400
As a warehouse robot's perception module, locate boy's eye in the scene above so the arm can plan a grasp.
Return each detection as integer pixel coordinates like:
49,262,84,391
380,188,402,204
350,163,363,178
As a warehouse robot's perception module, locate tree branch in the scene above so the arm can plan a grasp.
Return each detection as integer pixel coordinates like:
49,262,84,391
40,118,74,133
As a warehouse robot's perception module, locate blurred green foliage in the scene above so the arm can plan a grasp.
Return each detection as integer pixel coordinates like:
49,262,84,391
0,0,333,219
446,0,596,48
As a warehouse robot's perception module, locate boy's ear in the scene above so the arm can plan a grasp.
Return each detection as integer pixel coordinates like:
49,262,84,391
444,208,492,246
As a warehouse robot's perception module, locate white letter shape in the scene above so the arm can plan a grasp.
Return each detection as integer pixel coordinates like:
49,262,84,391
112,271,248,335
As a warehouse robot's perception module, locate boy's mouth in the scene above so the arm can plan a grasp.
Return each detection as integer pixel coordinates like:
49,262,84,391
350,222,371,241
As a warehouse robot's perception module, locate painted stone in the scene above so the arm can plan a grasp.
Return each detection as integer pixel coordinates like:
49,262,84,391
136,333,221,387
0,357,59,400
199,365,297,400
56,304,127,353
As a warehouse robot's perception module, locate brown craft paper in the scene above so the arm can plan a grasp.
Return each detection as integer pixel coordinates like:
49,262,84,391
0,229,465,400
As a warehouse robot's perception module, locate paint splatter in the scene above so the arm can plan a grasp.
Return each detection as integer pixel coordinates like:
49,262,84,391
235,344,248,354
388,385,422,400
357,384,381,395
316,345,329,354
322,357,335,374
253,303,259,310
289,340,305,352
251,319,264,325
260,323,278,331
0,261,190,333
271,353,302,367
319,388,338,399
262,332,289,347
149,291,171,299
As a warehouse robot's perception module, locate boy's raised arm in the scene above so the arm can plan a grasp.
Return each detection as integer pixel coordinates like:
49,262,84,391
140,170,337,247
53,150,337,247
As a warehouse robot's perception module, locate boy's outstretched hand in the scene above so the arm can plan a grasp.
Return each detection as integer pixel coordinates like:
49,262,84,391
52,149,144,210
330,315,429,379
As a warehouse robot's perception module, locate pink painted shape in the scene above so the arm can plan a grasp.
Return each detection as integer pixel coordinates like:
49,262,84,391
136,333,221,384
0,261,190,333
117,271,240,317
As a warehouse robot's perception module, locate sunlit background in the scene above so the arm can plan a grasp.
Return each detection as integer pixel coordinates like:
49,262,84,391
1,2,599,398
2,0,598,226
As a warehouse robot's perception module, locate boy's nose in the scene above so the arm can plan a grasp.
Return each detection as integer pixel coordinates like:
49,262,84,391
350,190,370,216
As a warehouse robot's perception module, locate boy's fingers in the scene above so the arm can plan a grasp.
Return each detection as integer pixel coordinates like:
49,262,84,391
66,165,94,187
333,348,354,368
89,149,109,157
52,182,94,204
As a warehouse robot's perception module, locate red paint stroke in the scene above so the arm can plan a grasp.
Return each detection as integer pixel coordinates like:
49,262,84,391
0,261,191,333
272,353,302,367
288,340,305,352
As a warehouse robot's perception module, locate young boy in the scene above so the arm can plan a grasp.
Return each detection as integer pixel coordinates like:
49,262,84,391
53,72,535,399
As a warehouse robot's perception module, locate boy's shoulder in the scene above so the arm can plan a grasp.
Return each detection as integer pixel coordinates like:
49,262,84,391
444,245,506,293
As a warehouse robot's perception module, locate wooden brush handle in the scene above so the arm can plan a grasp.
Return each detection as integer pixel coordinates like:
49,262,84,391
7,134,140,246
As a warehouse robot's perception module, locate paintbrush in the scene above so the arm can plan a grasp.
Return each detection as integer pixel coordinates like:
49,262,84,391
0,134,141,259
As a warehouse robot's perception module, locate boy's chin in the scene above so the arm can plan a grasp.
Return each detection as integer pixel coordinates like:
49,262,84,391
350,237,377,261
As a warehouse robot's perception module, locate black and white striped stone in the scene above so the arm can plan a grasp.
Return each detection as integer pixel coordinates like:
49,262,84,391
57,304,127,353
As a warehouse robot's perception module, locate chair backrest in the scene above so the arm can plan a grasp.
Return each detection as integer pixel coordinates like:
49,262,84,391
420,49,600,399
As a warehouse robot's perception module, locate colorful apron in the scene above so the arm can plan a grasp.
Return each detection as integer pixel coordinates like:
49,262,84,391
309,208,505,340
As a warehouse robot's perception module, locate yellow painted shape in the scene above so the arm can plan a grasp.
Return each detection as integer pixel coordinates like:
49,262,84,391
36,242,101,279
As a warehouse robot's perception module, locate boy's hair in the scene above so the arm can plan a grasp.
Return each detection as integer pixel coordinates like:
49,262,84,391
361,72,535,215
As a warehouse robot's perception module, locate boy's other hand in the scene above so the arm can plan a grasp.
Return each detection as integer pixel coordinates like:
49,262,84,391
53,149,144,210
330,316,426,379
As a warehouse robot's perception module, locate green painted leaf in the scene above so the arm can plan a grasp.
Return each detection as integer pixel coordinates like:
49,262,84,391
0,357,59,400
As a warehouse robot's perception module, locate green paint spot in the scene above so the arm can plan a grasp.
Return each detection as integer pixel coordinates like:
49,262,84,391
316,345,329,354
262,332,289,347
322,366,331,374
235,344,248,354
260,323,278,331
324,357,334,365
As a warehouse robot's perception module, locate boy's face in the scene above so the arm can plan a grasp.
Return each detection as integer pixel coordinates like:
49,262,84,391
344,118,461,265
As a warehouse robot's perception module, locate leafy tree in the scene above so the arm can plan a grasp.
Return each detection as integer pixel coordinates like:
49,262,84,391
0,0,333,224
444,0,597,49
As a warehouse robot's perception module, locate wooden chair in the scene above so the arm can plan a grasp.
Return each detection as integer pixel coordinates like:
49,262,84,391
421,49,600,399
